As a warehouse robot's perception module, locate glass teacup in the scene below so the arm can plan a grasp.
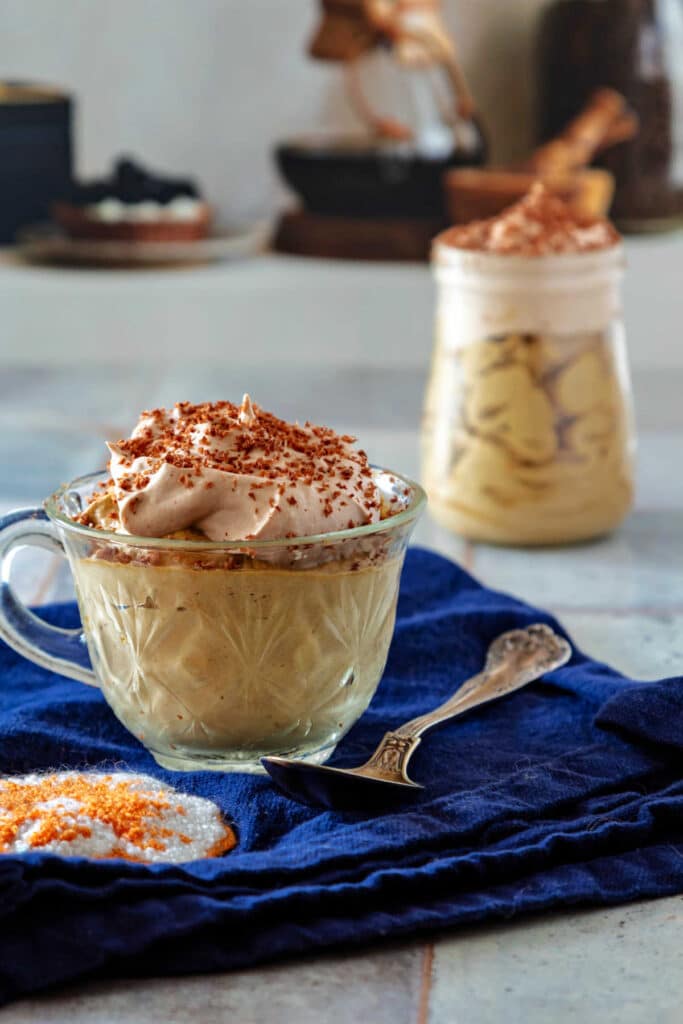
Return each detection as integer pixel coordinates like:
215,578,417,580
0,469,425,772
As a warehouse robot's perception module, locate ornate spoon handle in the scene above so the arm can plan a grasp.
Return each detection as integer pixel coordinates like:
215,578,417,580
395,667,526,740
360,625,571,782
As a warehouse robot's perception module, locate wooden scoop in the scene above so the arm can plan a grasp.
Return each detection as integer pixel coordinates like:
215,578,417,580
444,89,638,223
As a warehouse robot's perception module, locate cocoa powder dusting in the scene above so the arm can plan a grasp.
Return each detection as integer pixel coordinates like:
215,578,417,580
109,400,374,517
439,183,621,256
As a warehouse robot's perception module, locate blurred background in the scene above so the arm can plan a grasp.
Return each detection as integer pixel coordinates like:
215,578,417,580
0,0,546,223
0,0,681,522
0,0,680,368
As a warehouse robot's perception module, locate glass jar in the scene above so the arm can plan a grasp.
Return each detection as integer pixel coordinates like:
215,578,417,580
422,239,635,545
536,0,683,230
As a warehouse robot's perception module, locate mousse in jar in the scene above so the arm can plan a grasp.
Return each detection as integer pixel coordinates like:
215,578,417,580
423,184,634,545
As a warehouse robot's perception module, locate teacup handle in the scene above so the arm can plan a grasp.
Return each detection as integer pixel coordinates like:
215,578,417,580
0,508,98,686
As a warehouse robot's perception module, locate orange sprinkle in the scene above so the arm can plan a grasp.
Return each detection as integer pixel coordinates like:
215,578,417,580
0,772,236,862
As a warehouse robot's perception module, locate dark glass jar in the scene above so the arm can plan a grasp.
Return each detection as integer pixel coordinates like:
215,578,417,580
536,0,683,230
0,82,72,243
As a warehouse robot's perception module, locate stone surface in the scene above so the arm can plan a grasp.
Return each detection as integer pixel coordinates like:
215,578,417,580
471,510,683,613
0,944,425,1024
555,610,683,681
429,896,683,1024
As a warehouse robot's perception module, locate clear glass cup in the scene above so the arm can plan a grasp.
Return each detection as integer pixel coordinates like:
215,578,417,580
422,240,635,545
0,469,425,773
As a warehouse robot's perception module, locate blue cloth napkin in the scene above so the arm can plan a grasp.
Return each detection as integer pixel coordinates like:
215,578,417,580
1,548,682,1005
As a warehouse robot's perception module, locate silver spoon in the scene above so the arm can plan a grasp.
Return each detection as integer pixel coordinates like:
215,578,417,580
262,624,571,809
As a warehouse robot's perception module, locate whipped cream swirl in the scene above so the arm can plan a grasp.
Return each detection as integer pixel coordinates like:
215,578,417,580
105,397,383,541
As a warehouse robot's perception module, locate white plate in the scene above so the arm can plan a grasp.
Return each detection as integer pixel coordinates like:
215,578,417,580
15,221,271,268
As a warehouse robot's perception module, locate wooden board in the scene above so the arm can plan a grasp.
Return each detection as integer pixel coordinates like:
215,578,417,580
273,209,444,262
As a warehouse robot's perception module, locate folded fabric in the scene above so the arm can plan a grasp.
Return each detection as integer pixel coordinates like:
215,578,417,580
1,548,682,1006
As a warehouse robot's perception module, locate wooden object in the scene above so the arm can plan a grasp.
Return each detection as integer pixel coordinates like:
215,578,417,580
308,0,476,138
528,89,638,175
310,0,455,68
445,168,615,224
444,89,636,224
274,209,443,262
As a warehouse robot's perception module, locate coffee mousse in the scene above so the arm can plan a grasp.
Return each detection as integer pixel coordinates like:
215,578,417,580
424,184,634,545
73,397,412,770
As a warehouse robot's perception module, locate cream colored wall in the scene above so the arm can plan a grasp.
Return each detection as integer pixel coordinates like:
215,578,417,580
0,0,551,223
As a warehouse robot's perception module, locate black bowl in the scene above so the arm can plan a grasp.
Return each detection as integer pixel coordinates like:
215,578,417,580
276,129,486,219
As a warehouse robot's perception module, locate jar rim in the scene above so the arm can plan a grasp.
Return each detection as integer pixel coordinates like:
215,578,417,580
432,242,625,294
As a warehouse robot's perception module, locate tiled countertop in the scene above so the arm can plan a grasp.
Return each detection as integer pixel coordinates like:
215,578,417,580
1,356,682,1021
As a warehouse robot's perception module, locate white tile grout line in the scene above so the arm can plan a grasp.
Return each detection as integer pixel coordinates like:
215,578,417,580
417,943,434,1024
